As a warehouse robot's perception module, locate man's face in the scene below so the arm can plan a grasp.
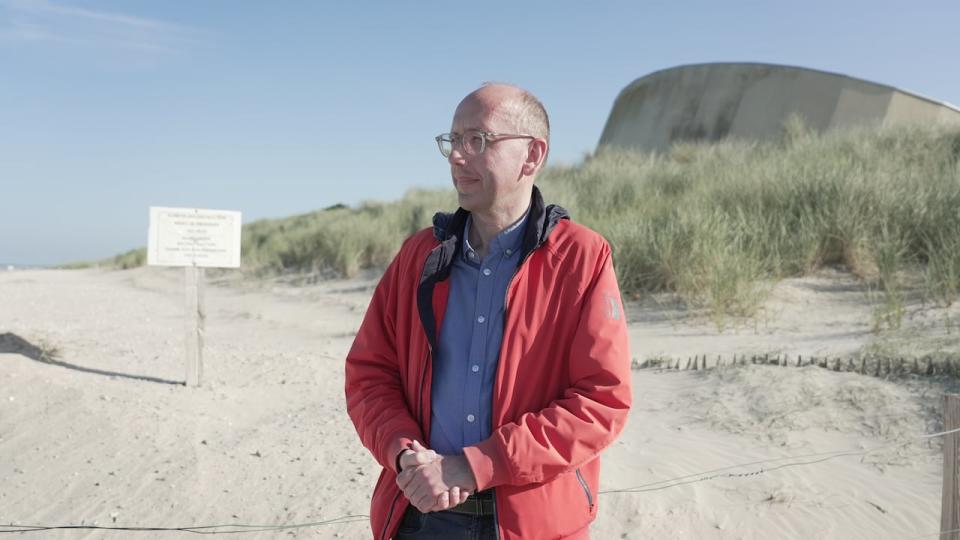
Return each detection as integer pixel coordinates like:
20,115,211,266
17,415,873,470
448,93,534,215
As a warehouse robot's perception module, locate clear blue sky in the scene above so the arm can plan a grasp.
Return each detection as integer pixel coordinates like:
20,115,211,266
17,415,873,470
2,1,958,266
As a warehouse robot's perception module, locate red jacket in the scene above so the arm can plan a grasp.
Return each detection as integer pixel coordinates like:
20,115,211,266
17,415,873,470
345,188,632,539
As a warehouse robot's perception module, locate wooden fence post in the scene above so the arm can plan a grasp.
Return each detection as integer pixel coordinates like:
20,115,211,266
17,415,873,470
942,394,960,540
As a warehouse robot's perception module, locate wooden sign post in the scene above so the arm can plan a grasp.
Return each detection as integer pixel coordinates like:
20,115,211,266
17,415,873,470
944,394,960,540
184,265,205,387
147,207,242,387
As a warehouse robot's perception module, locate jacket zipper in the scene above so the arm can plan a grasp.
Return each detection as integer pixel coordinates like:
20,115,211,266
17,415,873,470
575,469,594,511
492,243,539,422
380,491,402,540
502,248,536,313
418,346,431,424
383,348,431,540
484,249,537,540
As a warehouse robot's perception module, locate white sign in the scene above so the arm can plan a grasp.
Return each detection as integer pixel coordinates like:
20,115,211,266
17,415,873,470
148,207,242,268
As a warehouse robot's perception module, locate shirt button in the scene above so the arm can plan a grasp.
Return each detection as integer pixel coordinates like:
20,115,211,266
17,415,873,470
505,249,513,256
477,315,486,323
482,268,492,276
466,414,476,423
471,365,480,373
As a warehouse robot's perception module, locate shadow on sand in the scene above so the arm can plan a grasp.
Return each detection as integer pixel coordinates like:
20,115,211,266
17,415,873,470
0,332,183,385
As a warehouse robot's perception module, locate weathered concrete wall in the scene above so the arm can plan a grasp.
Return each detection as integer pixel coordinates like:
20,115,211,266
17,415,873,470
598,63,960,153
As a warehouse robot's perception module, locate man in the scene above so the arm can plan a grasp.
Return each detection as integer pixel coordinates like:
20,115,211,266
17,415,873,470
345,83,631,539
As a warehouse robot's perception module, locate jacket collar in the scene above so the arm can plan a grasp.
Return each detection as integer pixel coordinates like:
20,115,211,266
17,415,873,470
417,186,569,349
431,185,569,260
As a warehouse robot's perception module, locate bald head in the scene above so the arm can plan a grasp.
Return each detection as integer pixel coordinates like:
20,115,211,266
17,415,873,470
459,83,550,153
447,83,550,219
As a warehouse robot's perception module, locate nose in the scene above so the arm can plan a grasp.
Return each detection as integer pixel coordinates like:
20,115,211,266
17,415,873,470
447,145,466,165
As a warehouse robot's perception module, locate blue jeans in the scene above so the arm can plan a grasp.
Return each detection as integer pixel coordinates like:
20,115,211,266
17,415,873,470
393,506,497,540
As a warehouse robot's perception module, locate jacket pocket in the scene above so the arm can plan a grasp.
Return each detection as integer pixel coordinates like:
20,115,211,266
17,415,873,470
575,468,594,511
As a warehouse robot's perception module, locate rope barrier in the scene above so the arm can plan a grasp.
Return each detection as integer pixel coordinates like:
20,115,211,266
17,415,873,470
2,427,957,535
0,515,369,535
600,426,960,494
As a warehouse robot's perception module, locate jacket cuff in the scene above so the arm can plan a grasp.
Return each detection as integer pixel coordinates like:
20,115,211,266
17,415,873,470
462,440,509,490
386,437,415,474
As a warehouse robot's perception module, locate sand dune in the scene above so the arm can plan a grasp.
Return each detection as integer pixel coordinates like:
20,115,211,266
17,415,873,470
0,267,955,539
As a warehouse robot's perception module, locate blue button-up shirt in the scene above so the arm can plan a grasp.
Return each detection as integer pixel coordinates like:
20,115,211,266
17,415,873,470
429,211,528,456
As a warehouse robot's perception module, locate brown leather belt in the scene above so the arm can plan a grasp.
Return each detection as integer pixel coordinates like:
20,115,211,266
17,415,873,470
446,492,495,516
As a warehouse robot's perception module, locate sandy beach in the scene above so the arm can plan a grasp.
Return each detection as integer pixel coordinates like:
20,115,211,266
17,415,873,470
1,267,956,539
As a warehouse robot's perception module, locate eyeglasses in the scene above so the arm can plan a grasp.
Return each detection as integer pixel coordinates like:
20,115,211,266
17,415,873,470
435,130,535,158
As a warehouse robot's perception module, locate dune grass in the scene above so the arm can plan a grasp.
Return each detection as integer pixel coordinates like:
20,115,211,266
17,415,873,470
101,123,960,326
538,123,960,327
239,190,457,278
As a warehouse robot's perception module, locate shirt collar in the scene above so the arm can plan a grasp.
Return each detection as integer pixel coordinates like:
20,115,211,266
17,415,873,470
463,208,529,261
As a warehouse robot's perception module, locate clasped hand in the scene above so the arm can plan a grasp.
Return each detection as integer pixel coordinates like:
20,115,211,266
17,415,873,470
396,440,478,513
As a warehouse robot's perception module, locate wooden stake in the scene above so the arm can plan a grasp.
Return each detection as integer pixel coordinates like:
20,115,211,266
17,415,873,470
942,394,960,540
185,266,205,387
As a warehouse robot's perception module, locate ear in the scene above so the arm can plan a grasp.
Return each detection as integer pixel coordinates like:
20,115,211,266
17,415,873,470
521,138,548,177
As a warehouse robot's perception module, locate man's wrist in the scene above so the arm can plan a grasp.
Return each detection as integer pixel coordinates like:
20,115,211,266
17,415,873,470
396,448,411,473
446,454,479,491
